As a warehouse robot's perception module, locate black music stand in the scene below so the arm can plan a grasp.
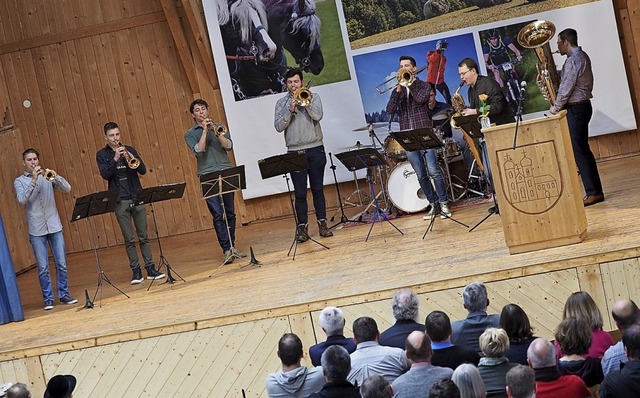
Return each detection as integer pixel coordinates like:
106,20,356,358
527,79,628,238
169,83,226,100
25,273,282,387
134,182,187,289
258,152,329,260
200,165,247,268
335,148,403,242
70,190,129,307
389,128,469,238
452,115,483,139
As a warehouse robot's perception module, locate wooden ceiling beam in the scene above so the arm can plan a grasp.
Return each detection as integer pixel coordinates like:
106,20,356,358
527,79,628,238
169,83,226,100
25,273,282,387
181,0,218,86
160,0,199,94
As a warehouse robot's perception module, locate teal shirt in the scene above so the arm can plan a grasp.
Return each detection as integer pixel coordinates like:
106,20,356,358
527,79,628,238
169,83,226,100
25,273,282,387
184,123,233,176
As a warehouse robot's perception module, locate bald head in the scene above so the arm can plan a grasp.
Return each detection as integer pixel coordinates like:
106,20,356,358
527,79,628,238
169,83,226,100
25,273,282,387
405,331,432,363
527,337,556,369
612,299,640,332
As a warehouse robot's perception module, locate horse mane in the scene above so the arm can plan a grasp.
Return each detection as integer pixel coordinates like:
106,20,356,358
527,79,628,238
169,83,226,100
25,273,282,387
231,0,270,44
289,0,321,50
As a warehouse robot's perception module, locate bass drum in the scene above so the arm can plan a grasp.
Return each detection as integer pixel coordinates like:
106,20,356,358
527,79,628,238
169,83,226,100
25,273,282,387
387,161,431,213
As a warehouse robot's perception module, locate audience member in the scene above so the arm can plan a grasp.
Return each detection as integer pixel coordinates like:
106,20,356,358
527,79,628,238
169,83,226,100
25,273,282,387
600,323,640,397
477,328,516,397
500,304,536,365
452,282,500,355
505,365,535,398
602,298,640,375
556,291,613,358
379,289,425,348
6,383,31,398
452,363,487,398
554,316,604,387
308,345,360,398
429,379,462,398
526,337,590,398
266,333,325,397
310,306,357,366
348,316,410,386
391,331,453,398
360,375,391,398
44,375,76,398
427,310,480,370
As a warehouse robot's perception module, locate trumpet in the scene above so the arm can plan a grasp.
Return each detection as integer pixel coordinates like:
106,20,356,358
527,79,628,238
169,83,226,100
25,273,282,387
375,65,427,94
43,168,57,182
293,87,313,107
205,118,228,136
117,141,140,169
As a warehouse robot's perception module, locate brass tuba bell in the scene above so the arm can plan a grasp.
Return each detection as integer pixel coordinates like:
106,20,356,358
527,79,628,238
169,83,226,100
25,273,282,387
517,20,561,105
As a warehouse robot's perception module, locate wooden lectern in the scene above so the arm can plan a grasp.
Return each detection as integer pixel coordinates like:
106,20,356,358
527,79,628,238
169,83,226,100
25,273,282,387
482,110,587,254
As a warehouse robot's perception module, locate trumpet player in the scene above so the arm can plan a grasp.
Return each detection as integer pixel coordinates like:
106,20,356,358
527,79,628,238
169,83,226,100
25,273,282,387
96,122,165,284
386,55,451,220
274,68,333,242
185,99,245,265
14,148,77,310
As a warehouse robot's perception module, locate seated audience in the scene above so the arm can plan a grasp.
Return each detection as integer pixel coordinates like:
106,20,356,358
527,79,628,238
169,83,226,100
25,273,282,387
555,316,604,387
452,282,500,355
44,375,76,398
391,331,453,398
600,323,640,397
379,289,425,349
6,383,31,398
505,365,536,398
602,298,640,375
556,291,613,358
526,337,591,398
452,363,487,398
266,333,325,397
348,316,410,386
500,304,536,365
477,328,516,397
426,310,480,370
429,379,462,398
310,306,357,366
309,345,360,398
360,375,391,398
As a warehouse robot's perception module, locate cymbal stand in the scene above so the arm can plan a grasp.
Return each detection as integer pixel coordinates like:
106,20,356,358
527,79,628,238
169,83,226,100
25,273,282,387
365,172,403,242
328,152,367,229
341,170,369,208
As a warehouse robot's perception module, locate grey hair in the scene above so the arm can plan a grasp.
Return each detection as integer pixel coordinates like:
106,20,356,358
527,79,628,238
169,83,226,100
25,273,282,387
462,282,489,313
6,383,32,398
506,365,536,398
392,289,420,321
452,363,486,398
321,345,351,382
527,338,556,368
360,375,392,398
319,306,345,336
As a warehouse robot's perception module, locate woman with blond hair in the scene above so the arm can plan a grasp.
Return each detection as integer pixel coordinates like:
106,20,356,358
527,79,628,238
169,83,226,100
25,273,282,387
557,291,614,358
476,328,516,397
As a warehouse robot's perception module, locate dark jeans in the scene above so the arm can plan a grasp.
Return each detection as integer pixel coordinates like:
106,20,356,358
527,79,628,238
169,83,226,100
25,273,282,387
290,145,327,225
206,192,236,252
115,200,154,270
566,102,603,196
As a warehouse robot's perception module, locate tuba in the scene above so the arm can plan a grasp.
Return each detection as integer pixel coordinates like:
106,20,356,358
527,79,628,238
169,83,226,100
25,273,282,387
517,20,560,105
293,87,313,107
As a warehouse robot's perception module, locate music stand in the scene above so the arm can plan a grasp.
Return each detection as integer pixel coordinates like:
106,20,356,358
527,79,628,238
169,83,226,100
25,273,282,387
389,128,469,237
70,190,129,307
200,165,247,268
134,182,187,289
335,148,403,242
452,115,483,139
259,152,329,260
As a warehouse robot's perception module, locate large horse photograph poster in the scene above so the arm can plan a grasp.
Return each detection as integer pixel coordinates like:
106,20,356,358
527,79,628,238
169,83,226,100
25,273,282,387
204,0,636,199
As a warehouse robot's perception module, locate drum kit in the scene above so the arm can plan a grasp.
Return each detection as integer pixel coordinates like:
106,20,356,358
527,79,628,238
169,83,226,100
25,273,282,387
336,120,486,216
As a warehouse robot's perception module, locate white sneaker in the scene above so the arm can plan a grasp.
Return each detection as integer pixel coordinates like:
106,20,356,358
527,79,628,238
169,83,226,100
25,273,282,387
440,203,452,219
423,206,435,220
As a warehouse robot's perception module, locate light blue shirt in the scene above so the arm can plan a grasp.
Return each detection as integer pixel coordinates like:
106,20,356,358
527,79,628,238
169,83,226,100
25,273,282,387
14,172,71,236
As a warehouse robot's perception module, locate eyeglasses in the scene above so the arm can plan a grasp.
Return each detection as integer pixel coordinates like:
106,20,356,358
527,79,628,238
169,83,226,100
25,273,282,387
459,69,472,78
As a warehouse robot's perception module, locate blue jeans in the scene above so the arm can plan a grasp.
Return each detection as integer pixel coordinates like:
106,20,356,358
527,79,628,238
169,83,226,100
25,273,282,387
566,102,602,196
290,145,328,225
114,200,154,270
206,192,236,252
29,231,70,302
406,149,448,204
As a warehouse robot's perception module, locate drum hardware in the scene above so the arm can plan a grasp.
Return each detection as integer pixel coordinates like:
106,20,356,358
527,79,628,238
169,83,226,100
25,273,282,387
469,141,500,233
431,108,455,121
340,141,376,151
327,152,367,229
352,122,388,132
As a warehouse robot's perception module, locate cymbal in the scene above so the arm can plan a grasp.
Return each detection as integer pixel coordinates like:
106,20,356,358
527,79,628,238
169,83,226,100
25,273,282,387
352,122,388,132
340,141,375,151
432,108,454,121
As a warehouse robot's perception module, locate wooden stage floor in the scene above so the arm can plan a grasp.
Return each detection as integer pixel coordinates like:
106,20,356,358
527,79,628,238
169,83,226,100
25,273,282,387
2,155,639,359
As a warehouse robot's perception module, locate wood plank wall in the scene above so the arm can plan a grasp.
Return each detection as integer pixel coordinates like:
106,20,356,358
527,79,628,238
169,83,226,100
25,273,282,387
0,0,638,271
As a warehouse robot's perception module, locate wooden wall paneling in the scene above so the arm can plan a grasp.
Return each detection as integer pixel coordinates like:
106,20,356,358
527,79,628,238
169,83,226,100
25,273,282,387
576,264,612,331
70,344,123,398
600,258,640,327
1,54,21,127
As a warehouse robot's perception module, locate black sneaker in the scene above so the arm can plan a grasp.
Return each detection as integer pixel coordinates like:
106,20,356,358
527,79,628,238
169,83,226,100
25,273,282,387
131,268,144,285
59,295,78,305
145,266,166,280
44,300,54,311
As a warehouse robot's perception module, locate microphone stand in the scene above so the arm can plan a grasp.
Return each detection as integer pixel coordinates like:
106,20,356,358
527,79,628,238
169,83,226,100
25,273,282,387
511,83,526,150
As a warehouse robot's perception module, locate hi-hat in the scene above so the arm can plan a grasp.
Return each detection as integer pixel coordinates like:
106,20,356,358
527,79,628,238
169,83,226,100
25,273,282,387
352,122,388,132
340,141,375,151
432,108,454,121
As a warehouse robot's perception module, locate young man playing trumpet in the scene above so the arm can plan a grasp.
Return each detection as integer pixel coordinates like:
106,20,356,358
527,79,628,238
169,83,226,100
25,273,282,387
274,68,333,241
96,122,165,284
14,148,77,310
184,99,245,265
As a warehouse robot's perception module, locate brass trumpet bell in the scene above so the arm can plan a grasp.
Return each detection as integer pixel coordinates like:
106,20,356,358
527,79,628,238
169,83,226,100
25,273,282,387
293,87,313,107
44,169,57,182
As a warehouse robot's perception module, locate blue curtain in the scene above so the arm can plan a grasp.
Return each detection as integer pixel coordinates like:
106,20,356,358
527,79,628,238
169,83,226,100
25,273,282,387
0,214,24,324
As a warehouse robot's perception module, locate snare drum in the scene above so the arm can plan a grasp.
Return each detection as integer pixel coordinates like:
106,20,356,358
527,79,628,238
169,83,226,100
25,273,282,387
384,136,407,160
386,161,431,213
